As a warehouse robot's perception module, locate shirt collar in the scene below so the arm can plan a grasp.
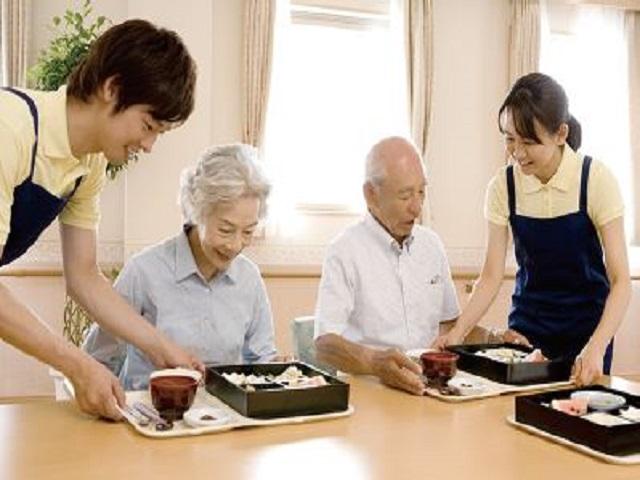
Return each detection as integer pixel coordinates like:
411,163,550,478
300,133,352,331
174,226,239,284
40,85,78,160
519,145,578,194
364,211,415,253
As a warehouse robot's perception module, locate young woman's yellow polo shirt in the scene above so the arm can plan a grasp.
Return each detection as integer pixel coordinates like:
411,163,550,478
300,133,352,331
484,145,624,231
0,86,107,245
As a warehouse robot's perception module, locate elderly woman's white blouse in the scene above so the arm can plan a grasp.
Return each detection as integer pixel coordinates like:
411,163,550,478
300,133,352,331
83,229,276,390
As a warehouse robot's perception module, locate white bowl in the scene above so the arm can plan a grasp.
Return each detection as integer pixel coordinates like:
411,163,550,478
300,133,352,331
570,390,626,411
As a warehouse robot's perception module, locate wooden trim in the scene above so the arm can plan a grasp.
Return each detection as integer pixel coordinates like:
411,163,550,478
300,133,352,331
3,264,640,281
551,0,640,10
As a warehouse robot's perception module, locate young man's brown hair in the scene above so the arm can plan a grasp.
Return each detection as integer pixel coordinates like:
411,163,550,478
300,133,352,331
67,19,196,124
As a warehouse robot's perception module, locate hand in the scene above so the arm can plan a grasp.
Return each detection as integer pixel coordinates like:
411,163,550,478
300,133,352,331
431,328,464,351
370,349,425,396
572,346,604,386
69,357,125,421
502,329,532,348
149,336,205,375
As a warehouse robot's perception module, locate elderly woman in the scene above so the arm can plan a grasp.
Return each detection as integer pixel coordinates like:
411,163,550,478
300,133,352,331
83,144,276,390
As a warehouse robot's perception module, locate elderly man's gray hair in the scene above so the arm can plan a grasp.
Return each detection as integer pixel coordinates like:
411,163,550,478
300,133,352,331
179,143,271,226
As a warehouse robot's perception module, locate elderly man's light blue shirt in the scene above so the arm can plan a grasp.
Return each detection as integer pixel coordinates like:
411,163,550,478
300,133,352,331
83,229,276,390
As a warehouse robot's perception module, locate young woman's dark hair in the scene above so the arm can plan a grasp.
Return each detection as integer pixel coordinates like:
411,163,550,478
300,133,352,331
67,19,196,124
498,72,581,151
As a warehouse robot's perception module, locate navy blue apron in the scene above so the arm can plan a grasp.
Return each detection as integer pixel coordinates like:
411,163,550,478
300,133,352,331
507,156,613,373
0,87,82,266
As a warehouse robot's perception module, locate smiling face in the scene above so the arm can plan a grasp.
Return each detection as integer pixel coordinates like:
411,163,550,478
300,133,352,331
502,108,568,183
189,196,260,279
100,107,170,165
364,141,426,244
95,78,172,165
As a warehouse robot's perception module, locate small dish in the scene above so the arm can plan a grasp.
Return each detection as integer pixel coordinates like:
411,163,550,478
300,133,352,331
570,391,627,412
447,377,486,396
183,407,230,428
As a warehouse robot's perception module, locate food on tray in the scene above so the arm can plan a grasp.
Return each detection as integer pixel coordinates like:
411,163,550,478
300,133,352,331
475,347,547,364
570,391,627,412
620,405,640,422
447,377,486,396
582,412,632,427
183,407,230,428
550,397,588,416
222,365,328,391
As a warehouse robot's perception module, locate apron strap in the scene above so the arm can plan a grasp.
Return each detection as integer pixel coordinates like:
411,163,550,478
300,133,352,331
579,156,592,213
2,87,38,181
506,165,516,216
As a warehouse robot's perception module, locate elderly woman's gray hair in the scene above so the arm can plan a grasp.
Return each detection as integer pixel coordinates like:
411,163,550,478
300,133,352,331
179,144,271,226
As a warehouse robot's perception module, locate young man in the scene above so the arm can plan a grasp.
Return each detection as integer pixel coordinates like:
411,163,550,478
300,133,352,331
0,19,201,420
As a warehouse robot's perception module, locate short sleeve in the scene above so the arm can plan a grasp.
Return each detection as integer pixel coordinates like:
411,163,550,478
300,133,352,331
59,155,107,230
587,159,624,229
484,168,509,226
0,110,33,245
314,244,355,339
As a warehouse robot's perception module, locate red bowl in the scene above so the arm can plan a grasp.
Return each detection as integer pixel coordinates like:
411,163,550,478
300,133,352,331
420,351,459,386
149,371,199,421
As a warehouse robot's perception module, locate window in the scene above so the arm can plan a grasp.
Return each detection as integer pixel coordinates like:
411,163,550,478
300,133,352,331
264,0,409,219
541,4,632,237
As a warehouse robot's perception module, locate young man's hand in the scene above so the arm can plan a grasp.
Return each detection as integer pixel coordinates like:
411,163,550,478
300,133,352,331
149,336,205,374
370,349,425,395
69,357,125,421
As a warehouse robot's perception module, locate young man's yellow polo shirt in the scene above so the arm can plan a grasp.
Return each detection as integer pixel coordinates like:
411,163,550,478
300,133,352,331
484,145,624,231
0,86,107,245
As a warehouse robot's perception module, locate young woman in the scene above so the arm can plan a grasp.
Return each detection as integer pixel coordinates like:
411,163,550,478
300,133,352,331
0,19,200,420
434,73,630,385
84,144,276,390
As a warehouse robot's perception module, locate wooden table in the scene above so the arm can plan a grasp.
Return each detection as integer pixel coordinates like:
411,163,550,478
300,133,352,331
2,376,640,480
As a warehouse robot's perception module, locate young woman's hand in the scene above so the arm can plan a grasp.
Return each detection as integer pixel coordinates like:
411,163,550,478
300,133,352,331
431,328,465,351
502,329,532,347
572,346,604,386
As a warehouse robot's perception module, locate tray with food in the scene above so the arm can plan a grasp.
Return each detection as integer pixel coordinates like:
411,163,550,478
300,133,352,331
205,362,350,418
118,366,353,438
446,343,573,385
405,349,572,402
512,385,640,458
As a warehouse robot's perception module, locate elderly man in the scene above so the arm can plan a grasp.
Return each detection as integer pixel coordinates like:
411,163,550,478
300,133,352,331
314,137,460,395
84,144,276,390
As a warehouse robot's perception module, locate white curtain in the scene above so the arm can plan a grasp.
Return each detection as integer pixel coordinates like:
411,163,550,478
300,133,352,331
243,0,276,149
0,0,29,87
404,0,433,162
509,0,542,86
403,0,433,224
625,11,640,243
